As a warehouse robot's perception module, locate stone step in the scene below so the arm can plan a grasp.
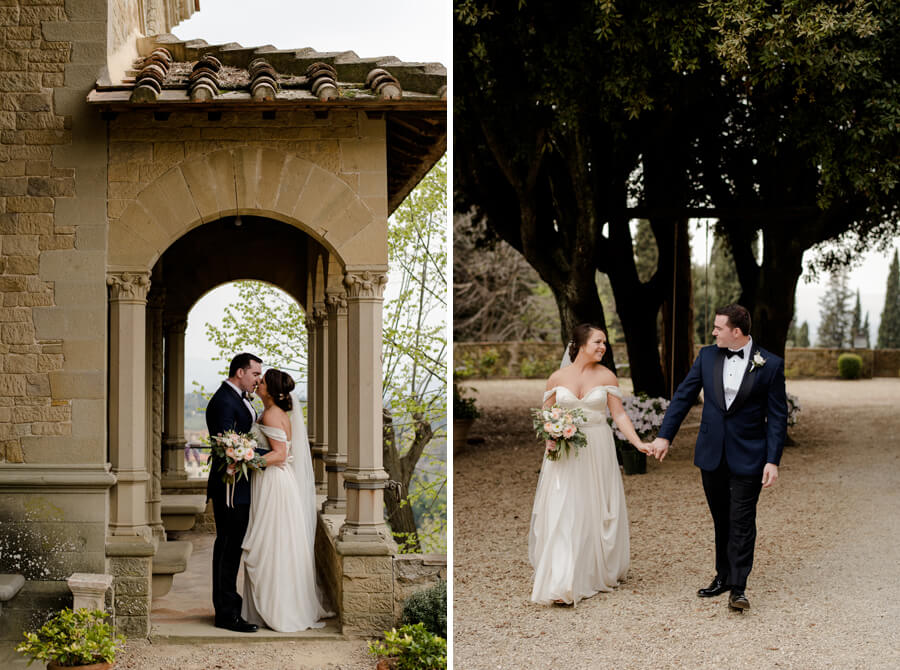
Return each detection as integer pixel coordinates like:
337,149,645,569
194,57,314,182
161,494,208,532
150,616,344,644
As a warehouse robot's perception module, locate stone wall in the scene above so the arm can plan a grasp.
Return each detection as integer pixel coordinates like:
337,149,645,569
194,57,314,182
455,342,900,380
106,108,389,231
392,554,446,623
1,0,115,639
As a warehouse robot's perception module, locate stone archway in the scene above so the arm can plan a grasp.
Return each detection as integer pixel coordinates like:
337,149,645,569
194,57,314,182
105,146,393,636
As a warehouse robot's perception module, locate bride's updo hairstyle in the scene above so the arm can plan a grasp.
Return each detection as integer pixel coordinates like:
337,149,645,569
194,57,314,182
568,323,608,361
264,368,295,412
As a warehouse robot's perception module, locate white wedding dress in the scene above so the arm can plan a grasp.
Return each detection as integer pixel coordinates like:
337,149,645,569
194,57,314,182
529,385,630,605
241,396,332,631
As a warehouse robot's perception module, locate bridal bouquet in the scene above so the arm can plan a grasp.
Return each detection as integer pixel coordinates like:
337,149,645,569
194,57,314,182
209,430,267,506
532,405,587,461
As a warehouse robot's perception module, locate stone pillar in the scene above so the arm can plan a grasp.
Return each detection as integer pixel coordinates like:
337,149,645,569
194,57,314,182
324,289,348,514
162,318,188,481
306,316,317,450
107,271,152,540
338,270,392,545
67,573,113,612
146,292,165,544
312,303,328,493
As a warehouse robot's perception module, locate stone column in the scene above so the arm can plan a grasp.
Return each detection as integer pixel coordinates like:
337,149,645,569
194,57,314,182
162,318,188,481
305,316,317,449
338,270,392,546
107,271,152,540
324,288,348,514
146,292,165,544
312,303,328,493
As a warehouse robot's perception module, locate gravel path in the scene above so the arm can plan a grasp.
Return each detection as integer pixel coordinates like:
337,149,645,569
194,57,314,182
453,378,900,670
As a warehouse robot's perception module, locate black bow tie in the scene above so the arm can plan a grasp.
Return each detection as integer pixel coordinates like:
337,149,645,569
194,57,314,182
725,349,744,359
241,391,250,400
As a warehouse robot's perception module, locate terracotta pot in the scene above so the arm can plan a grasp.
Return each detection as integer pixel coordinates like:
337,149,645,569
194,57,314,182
47,661,112,670
374,658,396,670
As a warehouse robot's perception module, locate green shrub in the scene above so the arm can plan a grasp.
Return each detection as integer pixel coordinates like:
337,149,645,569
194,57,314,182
16,608,124,667
368,622,446,670
401,580,446,638
518,356,557,379
453,383,480,420
837,353,863,379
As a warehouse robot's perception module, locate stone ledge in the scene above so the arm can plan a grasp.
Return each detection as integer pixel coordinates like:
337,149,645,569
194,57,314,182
152,540,192,575
0,574,24,601
0,463,116,492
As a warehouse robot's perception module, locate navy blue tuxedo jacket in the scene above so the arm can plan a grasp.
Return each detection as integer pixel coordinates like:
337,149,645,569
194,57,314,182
205,382,256,505
657,344,788,476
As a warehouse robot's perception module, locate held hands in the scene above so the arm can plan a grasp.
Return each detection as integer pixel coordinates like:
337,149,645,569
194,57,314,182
649,437,670,461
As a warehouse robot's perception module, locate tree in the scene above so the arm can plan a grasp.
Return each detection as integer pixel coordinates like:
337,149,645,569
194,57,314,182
877,249,900,349
850,289,863,347
693,226,742,344
861,313,871,349
816,269,852,348
205,158,448,553
455,1,900,393
453,214,557,342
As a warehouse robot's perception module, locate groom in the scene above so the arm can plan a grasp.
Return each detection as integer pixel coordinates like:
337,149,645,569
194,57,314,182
206,352,263,632
650,304,787,611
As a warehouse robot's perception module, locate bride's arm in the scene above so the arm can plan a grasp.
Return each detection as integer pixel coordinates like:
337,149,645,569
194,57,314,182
607,392,651,453
260,411,290,466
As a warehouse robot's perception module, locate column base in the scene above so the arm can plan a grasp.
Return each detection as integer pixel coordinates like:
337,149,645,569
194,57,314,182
336,534,396,637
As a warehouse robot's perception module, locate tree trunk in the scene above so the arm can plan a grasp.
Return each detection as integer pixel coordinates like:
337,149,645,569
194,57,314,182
382,409,421,553
658,220,696,397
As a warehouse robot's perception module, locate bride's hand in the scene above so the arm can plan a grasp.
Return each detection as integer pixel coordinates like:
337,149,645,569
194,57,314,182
635,442,653,455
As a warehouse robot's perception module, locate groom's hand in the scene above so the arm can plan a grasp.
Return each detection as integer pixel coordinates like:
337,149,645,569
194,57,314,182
762,463,779,488
650,437,670,461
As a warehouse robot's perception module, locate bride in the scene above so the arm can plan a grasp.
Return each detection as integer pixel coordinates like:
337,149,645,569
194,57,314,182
529,323,651,606
240,368,332,631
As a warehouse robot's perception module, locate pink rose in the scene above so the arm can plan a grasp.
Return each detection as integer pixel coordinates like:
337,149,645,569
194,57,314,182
225,447,236,459
563,425,577,439
243,449,254,461
543,421,553,433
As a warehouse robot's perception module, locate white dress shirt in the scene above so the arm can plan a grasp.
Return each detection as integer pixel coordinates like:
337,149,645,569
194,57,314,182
722,337,753,410
225,380,256,421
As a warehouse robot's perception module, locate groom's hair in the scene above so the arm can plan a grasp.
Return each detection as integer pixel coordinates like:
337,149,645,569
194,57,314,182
715,304,751,335
229,352,262,378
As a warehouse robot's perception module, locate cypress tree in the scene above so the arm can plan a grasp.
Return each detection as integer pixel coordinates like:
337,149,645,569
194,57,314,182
817,268,852,348
877,249,900,348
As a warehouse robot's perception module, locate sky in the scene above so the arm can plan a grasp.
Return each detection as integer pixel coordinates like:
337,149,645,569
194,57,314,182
173,1,450,391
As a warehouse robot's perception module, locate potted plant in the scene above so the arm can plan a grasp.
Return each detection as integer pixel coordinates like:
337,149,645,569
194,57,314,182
452,380,480,453
368,622,447,670
608,393,670,475
16,608,124,669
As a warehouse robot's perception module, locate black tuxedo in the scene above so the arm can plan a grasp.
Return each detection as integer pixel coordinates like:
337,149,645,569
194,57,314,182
658,343,788,588
205,381,256,622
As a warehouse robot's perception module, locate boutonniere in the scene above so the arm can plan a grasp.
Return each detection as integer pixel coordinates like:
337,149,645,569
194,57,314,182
749,350,766,372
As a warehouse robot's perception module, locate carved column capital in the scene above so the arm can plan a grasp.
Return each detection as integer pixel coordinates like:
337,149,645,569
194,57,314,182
163,317,188,335
107,272,151,303
343,271,388,299
312,303,329,324
325,290,348,315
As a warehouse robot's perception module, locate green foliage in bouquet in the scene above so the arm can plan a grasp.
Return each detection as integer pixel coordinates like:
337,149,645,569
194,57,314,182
368,623,446,670
401,580,446,638
16,608,124,667
837,353,863,379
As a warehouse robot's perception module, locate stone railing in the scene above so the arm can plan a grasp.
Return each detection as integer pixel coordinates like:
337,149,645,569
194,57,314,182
455,342,900,380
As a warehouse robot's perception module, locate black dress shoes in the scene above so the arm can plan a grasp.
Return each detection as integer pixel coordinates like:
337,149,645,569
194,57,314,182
728,589,750,611
697,577,730,597
214,616,258,632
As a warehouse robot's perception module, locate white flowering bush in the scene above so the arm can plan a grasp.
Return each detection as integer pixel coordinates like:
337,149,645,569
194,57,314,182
786,392,801,427
608,393,670,444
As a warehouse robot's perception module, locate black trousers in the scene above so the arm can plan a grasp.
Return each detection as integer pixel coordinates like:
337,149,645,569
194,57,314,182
211,497,250,621
701,459,763,589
